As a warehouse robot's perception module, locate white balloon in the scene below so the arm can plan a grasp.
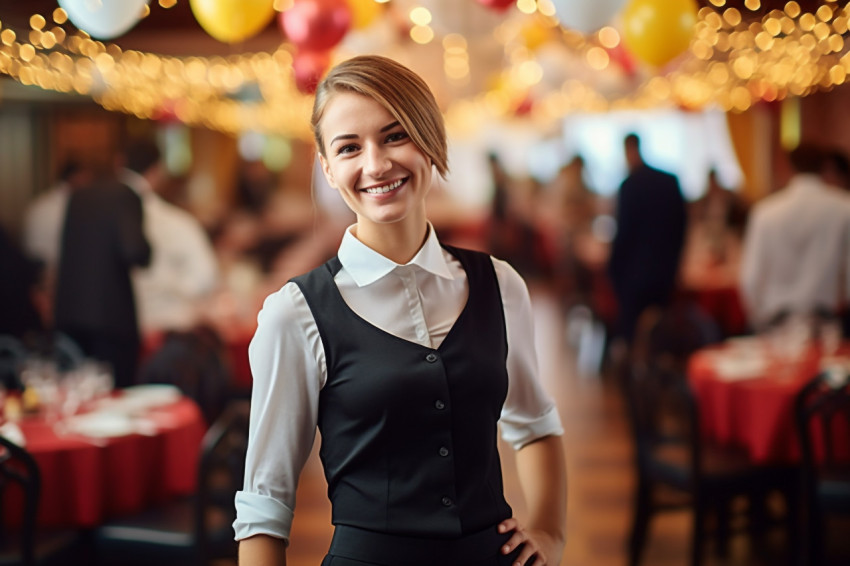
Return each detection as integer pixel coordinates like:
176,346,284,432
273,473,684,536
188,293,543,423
550,0,627,35
59,0,150,40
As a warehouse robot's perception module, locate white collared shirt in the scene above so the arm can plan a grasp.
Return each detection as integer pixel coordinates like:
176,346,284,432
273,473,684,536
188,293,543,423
740,174,850,328
233,226,563,542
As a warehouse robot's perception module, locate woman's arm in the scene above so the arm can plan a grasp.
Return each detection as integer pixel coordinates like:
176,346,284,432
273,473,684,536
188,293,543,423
500,434,567,565
239,534,287,566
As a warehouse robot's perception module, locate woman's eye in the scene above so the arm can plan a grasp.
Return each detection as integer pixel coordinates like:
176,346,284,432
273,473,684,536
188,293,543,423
337,144,358,155
386,131,408,143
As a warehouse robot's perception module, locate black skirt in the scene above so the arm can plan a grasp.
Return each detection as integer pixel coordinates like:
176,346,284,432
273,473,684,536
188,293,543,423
320,524,531,566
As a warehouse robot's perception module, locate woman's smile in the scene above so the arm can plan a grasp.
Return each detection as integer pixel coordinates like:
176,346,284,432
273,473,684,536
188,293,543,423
360,177,407,196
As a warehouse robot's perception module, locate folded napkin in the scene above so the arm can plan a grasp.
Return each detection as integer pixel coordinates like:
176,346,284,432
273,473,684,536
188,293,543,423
713,352,768,381
63,412,136,439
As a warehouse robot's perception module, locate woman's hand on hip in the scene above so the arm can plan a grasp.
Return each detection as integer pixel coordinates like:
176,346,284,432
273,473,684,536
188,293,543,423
498,517,564,565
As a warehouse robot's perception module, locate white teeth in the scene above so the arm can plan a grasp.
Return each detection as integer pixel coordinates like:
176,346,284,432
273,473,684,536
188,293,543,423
364,179,403,194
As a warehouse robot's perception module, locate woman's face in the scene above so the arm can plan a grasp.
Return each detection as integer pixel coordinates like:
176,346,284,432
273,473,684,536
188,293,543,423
318,91,433,231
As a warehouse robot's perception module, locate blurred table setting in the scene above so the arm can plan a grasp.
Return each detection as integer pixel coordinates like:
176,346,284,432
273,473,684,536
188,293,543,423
679,225,748,338
688,315,850,464
0,357,205,528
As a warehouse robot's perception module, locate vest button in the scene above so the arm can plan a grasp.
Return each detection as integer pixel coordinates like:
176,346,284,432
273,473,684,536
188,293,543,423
441,496,453,507
439,447,449,457
425,353,438,363
434,400,446,410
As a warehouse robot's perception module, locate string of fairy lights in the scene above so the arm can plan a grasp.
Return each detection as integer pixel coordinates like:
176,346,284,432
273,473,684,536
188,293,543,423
0,0,849,139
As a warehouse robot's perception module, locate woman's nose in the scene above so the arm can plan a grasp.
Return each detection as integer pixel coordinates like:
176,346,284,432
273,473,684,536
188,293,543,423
363,145,391,177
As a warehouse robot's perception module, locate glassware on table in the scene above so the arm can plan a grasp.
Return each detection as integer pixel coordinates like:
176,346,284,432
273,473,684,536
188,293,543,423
765,314,813,380
18,358,61,419
61,359,115,416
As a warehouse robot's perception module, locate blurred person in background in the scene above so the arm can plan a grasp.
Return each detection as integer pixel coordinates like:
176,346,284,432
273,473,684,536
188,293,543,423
485,151,554,285
542,155,598,309
820,146,850,191
119,139,220,337
739,144,850,331
607,133,687,346
54,143,151,389
21,158,94,324
0,225,44,343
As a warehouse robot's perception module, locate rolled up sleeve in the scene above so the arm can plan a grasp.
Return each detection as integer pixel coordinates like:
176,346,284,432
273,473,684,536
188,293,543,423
233,283,325,542
492,258,564,451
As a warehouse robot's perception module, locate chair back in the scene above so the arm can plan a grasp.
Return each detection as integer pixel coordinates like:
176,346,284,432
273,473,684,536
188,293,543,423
0,435,41,566
625,303,721,488
794,368,850,510
139,326,232,424
0,335,28,390
193,399,250,564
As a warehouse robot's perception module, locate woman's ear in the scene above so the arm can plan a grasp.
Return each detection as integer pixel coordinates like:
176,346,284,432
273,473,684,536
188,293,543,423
318,153,337,189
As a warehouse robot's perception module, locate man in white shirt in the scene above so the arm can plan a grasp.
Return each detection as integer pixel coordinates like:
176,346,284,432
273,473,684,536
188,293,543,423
121,140,220,335
739,144,850,330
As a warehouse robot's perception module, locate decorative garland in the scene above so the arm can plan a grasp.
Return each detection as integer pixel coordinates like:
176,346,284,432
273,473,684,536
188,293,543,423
0,0,848,139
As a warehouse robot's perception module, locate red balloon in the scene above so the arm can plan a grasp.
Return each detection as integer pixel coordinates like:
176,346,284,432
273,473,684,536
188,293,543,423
475,0,516,11
293,49,332,94
279,0,352,52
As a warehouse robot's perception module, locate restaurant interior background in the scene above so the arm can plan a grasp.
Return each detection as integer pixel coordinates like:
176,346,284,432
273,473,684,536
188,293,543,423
2,1,850,565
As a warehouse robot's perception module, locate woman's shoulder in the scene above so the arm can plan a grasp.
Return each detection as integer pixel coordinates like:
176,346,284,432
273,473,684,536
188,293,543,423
256,281,312,327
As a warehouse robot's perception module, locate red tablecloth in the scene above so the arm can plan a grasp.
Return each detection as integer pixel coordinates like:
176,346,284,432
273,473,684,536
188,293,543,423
691,286,748,337
688,341,850,464
5,396,205,528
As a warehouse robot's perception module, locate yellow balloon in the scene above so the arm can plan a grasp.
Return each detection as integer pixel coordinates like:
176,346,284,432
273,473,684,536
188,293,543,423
190,0,275,44
347,0,382,30
621,0,697,67
519,19,552,52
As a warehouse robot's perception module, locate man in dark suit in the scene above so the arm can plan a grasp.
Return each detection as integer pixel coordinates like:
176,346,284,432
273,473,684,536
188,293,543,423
608,133,687,344
54,152,152,388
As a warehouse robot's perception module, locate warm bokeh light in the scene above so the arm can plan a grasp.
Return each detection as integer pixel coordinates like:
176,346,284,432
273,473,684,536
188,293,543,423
0,1,848,136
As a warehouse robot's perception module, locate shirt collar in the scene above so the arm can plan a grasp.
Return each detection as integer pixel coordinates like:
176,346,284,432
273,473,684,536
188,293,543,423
787,173,828,194
120,169,153,197
338,223,455,287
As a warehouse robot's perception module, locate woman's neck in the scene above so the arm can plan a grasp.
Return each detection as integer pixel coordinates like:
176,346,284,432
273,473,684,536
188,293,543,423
353,219,430,265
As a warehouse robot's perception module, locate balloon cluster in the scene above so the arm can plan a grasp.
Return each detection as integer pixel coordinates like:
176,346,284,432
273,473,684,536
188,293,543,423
57,0,699,96
58,0,150,40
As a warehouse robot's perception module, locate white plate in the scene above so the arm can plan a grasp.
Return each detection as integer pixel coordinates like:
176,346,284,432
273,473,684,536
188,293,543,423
120,384,182,408
63,413,137,438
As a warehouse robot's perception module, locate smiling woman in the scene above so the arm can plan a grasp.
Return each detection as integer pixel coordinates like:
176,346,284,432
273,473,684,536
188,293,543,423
316,92,435,256
233,54,568,566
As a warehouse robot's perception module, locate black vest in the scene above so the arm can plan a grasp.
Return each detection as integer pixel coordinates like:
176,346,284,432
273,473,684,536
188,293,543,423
292,244,512,537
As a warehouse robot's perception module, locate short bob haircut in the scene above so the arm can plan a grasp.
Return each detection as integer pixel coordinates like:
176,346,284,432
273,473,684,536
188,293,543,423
310,55,449,179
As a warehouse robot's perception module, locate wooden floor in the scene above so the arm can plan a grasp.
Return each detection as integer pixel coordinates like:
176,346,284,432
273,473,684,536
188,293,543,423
261,288,805,566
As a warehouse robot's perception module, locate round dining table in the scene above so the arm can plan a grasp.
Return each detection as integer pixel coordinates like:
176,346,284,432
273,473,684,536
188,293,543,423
688,337,850,464
2,388,206,528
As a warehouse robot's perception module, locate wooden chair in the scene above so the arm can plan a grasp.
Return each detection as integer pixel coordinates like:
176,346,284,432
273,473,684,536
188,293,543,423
624,304,798,566
794,369,850,566
137,326,233,425
0,435,84,566
92,399,250,566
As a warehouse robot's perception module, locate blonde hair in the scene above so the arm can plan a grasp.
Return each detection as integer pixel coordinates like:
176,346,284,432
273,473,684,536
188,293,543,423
311,55,449,179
